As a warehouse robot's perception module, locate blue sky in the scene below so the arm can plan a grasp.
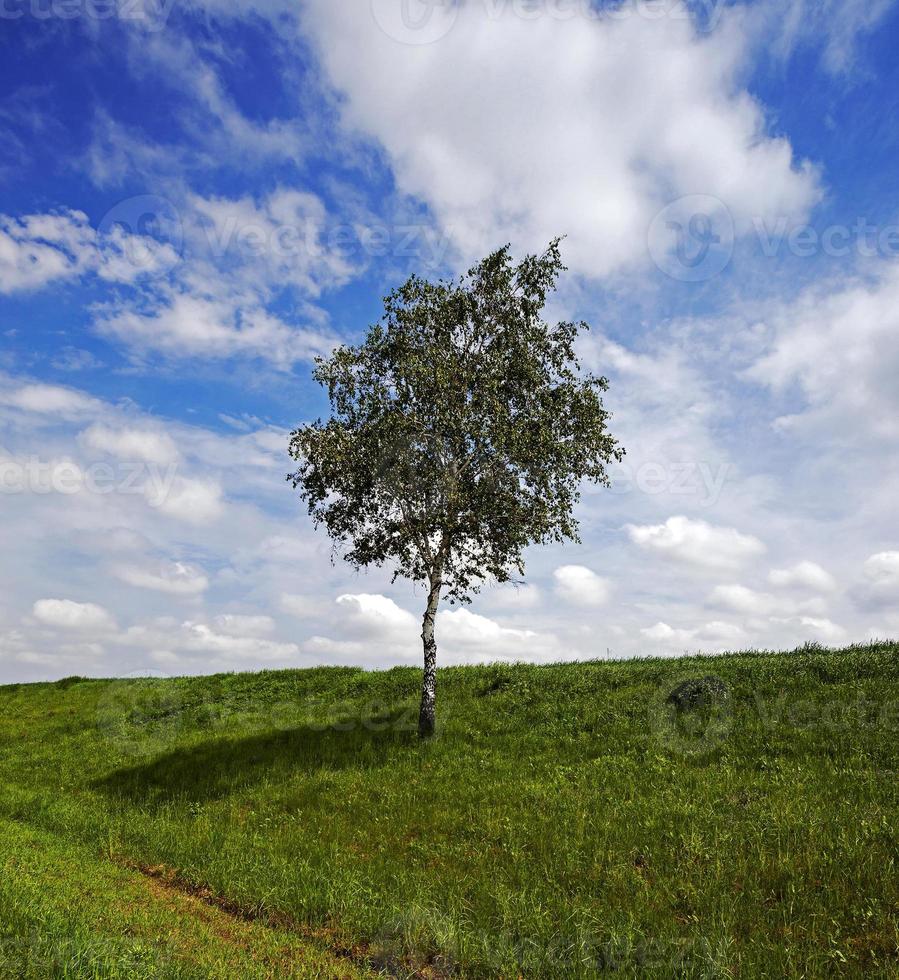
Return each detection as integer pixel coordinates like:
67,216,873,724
2,0,899,681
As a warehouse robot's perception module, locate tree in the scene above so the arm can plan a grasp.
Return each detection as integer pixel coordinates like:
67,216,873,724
288,240,623,737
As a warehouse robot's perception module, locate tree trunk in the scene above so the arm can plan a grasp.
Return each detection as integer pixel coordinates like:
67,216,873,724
418,576,442,738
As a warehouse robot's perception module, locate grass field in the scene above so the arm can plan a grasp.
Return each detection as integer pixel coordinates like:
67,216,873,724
1,642,898,978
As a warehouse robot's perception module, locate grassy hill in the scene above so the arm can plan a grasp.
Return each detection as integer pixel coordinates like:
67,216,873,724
1,642,898,978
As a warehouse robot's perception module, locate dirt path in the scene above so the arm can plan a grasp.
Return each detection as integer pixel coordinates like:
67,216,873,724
0,816,377,979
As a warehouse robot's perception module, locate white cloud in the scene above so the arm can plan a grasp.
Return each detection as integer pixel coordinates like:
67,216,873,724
88,528,151,554
769,561,837,593
746,264,899,441
709,584,780,616
335,593,419,638
695,620,748,643
114,561,209,597
213,614,275,637
708,583,827,618
641,621,681,642
640,618,747,650
480,583,541,610
865,552,899,587
627,516,766,570
0,210,94,292
0,209,178,294
32,599,115,632
95,283,336,369
117,30,304,173
280,593,320,619
150,476,224,524
437,607,547,661
302,0,819,278
553,565,611,607
80,424,180,465
764,0,898,74
188,189,356,294
0,382,100,418
855,552,899,609
302,594,561,665
794,616,847,645
125,619,300,664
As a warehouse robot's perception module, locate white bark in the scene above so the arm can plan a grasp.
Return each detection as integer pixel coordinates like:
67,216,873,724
418,576,442,737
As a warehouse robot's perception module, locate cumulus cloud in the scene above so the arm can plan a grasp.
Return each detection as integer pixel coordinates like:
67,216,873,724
188,189,357,295
280,593,321,619
114,561,209,597
769,561,837,593
302,0,819,278
213,614,276,637
641,621,682,642
0,209,179,293
789,616,847,645
1,191,347,371
0,210,92,292
553,565,611,607
79,424,180,466
854,552,899,609
302,594,563,665
708,583,826,617
335,593,419,638
438,607,552,662
640,619,746,649
638,611,852,652
627,516,766,570
480,583,541,610
709,584,781,616
122,619,301,665
94,282,337,369
150,476,224,524
0,382,101,418
746,264,899,441
32,599,116,632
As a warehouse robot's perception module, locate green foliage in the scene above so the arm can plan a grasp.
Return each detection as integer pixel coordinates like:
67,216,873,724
288,240,623,603
1,643,898,976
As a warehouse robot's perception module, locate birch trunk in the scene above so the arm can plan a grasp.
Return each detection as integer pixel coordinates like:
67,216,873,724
418,576,442,738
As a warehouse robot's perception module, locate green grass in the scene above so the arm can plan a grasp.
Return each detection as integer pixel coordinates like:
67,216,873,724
1,643,898,977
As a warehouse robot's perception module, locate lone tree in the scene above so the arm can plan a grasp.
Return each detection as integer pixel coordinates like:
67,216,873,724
288,240,623,737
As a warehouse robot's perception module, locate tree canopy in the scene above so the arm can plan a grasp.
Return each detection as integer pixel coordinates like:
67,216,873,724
288,239,623,734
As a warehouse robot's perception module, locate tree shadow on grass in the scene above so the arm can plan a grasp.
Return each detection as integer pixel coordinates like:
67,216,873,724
92,711,419,807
